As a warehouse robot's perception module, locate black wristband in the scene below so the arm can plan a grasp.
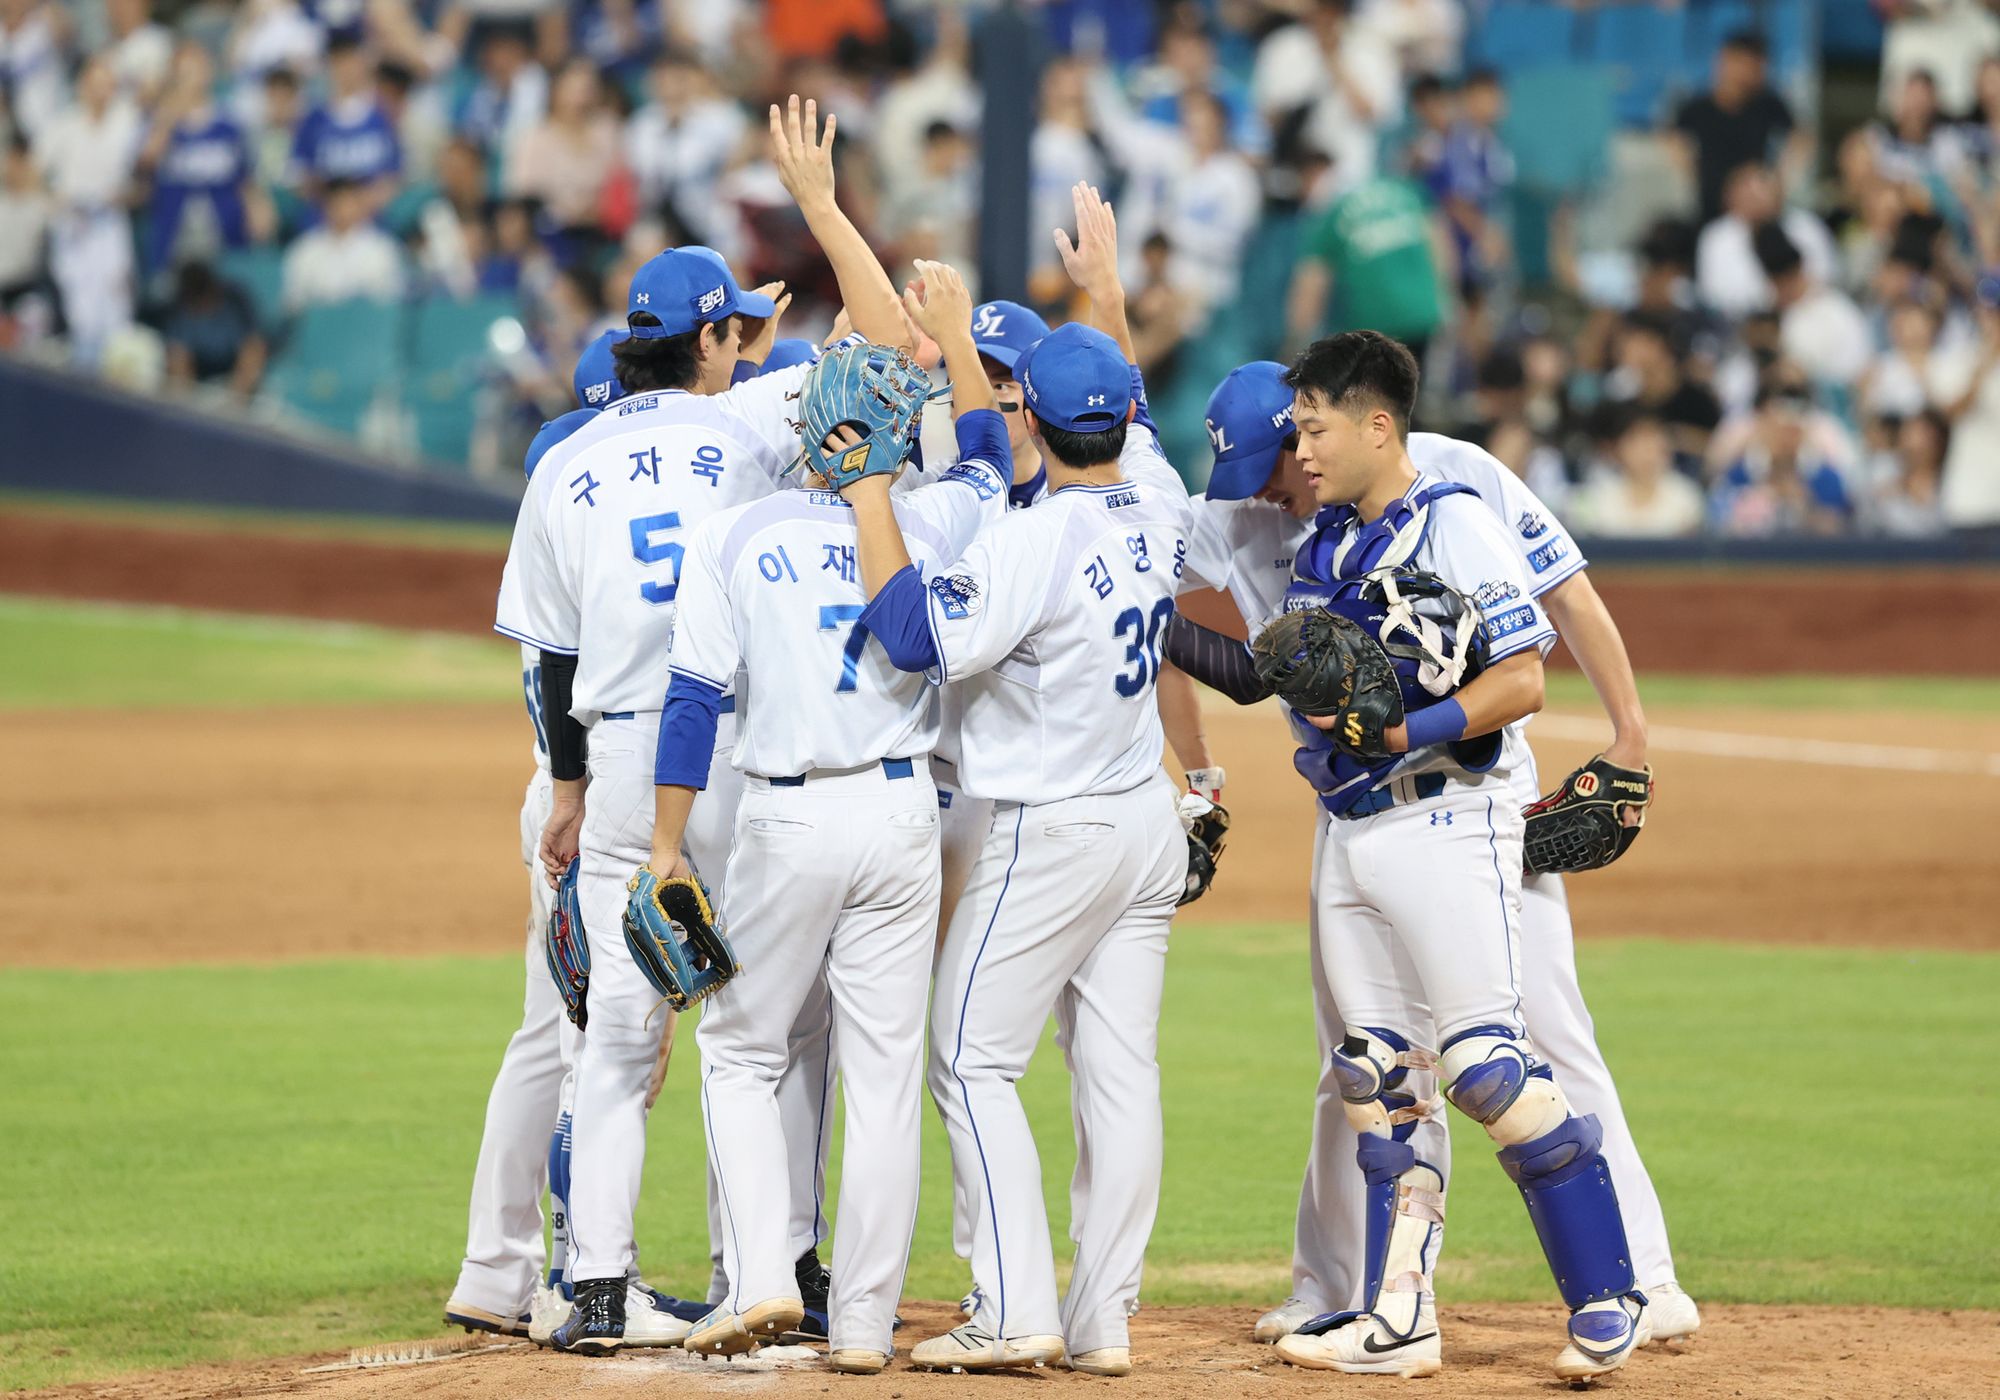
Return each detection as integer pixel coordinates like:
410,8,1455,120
1163,612,1270,706
541,651,588,781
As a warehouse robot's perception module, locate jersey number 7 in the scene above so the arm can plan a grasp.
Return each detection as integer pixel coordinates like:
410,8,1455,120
819,604,869,693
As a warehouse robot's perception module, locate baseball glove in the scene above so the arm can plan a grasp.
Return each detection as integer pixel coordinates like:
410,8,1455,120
545,857,590,1030
1250,607,1406,759
1522,755,1655,875
1176,792,1231,906
623,868,740,1011
791,341,938,488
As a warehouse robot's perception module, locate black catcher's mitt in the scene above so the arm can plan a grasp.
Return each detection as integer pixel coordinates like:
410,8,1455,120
1250,607,1406,759
1522,755,1654,875
1177,794,1231,906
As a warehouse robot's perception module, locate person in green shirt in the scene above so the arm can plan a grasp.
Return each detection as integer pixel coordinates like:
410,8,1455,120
1286,172,1448,365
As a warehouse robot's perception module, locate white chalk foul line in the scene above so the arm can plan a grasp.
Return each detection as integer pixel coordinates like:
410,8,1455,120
1533,713,2000,778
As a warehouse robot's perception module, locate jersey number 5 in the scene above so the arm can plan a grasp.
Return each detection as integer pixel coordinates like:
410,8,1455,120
629,512,683,604
1112,596,1174,697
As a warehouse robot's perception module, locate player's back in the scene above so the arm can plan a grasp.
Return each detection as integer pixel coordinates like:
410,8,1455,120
498,374,807,716
936,429,1194,805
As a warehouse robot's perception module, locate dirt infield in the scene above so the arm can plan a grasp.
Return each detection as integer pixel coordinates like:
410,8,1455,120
8,505,2000,674
22,1302,2000,1400
4,695,1996,969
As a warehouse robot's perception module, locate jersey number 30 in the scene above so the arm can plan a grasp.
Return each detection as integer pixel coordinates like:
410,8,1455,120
1112,596,1174,697
629,512,683,604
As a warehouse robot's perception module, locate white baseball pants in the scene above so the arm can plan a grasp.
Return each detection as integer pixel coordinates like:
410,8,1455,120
567,712,830,1284
698,764,941,1353
930,779,1185,1356
450,770,578,1316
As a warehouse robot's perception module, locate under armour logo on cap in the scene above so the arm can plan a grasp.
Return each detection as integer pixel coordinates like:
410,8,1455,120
635,292,650,304
1087,393,1106,406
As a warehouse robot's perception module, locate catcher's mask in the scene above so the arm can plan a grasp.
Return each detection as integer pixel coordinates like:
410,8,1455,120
1299,566,1500,769
787,341,942,483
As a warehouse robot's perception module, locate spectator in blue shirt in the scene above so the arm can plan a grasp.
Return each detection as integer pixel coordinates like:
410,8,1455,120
139,41,262,276
291,32,400,208
1436,68,1514,297
1713,383,1855,536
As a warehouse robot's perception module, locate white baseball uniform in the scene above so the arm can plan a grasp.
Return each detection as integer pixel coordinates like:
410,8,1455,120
923,413,1193,1357
448,647,577,1319
1180,433,1679,1314
494,373,835,1289
668,416,1011,1353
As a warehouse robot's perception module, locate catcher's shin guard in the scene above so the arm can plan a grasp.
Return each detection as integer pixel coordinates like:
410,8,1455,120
1497,1113,1637,1310
1300,1030,1445,1341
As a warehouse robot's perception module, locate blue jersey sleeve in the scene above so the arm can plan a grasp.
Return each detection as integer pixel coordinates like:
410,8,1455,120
655,670,724,789
952,408,1013,478
858,564,939,671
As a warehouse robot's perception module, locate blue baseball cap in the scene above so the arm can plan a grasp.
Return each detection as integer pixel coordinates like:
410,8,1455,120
758,338,818,375
572,328,626,409
971,300,1050,372
1203,361,1295,500
1016,322,1129,433
625,246,775,339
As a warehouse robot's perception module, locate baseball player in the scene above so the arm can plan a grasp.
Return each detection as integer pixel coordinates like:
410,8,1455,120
646,262,1009,1373
449,329,700,1341
845,188,1193,1378
1201,332,1648,1379
1165,358,1697,1347
493,96,913,1352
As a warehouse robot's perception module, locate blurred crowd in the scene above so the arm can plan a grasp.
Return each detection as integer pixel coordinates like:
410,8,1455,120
2,0,1998,546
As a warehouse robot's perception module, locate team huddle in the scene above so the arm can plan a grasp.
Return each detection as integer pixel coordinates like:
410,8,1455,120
442,95,1696,1384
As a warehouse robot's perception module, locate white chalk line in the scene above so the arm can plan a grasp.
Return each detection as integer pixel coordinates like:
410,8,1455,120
1532,713,2000,778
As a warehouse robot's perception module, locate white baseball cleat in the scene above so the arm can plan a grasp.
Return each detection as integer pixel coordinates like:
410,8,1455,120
910,1324,1066,1371
1274,1304,1443,1378
527,1283,570,1347
1643,1283,1700,1341
622,1283,696,1347
443,1297,531,1338
828,1348,890,1374
1253,1296,1320,1343
686,1297,805,1356
1554,1296,1645,1381
1067,1345,1132,1376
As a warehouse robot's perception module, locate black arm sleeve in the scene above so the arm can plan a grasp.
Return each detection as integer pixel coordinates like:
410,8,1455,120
1163,612,1271,706
540,650,588,781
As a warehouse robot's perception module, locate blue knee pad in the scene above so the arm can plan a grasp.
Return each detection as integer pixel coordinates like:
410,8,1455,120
1439,1023,1541,1123
1329,1027,1415,1104
1496,1113,1635,1309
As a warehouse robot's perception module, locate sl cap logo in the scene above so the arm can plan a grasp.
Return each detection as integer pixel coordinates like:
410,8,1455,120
694,285,727,316
1206,418,1232,454
972,304,1005,337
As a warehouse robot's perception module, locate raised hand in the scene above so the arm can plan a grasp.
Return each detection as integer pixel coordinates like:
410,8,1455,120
769,93,837,212
737,280,790,365
900,259,973,343
1052,182,1122,302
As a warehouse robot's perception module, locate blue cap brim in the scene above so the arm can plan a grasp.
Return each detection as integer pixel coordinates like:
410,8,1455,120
978,345,1023,371
1205,443,1281,501
733,289,777,318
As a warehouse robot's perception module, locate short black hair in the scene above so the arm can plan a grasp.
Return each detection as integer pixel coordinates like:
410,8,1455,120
1463,65,1501,90
1409,74,1446,104
376,60,415,94
1284,331,1420,439
325,32,365,58
923,119,961,144
1751,219,1803,279
1722,29,1767,59
613,318,704,393
1038,418,1129,469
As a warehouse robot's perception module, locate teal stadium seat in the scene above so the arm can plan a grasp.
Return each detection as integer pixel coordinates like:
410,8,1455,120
217,245,287,337
405,293,520,468
1590,3,1690,128
1468,2,1580,73
264,298,402,439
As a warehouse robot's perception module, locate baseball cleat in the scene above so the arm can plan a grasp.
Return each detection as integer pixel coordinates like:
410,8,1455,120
911,1324,1066,1371
1554,1295,1645,1381
442,1298,531,1338
549,1277,626,1353
785,1248,830,1343
527,1282,570,1346
1067,1345,1132,1376
1253,1296,1320,1343
686,1297,806,1356
1274,1303,1443,1378
636,1279,714,1324
622,1283,696,1347
1643,1283,1700,1341
828,1348,891,1374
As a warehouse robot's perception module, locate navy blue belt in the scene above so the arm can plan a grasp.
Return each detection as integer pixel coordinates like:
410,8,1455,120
601,695,735,722
1337,772,1447,821
771,757,916,787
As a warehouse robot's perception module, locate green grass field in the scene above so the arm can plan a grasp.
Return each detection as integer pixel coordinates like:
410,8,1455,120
5,593,1999,1391
4,940,1997,1390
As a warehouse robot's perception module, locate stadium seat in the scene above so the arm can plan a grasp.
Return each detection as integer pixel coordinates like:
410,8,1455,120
264,299,402,439
1468,2,1581,75
217,245,288,337
1502,64,1615,196
404,294,519,467
1589,3,1689,128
